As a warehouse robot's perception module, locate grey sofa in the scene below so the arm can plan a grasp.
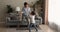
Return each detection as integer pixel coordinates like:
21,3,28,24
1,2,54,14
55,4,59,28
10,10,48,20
6,13,42,27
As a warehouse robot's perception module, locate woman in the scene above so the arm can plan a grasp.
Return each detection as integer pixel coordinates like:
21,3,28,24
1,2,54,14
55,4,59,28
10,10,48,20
22,2,31,22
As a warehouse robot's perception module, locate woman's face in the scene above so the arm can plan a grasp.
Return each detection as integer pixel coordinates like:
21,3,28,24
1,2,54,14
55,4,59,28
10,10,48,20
25,4,28,7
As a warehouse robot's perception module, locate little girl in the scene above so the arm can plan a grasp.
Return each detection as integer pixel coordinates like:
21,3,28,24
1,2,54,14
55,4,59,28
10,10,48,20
29,11,38,32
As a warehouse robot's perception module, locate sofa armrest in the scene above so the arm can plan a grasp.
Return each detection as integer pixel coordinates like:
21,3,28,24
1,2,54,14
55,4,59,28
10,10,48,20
35,16,42,24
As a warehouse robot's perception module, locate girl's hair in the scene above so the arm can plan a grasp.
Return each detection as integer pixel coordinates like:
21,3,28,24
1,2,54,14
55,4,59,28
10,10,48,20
31,11,35,15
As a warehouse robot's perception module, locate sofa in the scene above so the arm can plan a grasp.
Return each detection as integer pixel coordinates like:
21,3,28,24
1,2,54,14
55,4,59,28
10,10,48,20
6,13,42,27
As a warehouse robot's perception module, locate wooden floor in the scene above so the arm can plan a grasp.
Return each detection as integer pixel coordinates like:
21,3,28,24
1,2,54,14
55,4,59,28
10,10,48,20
0,24,57,32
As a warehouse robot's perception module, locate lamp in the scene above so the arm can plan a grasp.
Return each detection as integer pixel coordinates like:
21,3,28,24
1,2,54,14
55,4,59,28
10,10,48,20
15,7,20,13
15,6,22,21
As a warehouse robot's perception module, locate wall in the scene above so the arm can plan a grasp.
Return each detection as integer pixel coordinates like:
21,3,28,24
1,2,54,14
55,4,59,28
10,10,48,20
0,0,38,22
48,0,60,31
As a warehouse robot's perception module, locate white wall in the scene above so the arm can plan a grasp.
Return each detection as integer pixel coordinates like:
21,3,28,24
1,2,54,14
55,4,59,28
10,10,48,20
48,0,60,25
0,0,38,22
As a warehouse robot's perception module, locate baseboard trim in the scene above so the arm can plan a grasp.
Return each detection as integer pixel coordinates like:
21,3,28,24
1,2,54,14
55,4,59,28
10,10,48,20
48,22,58,31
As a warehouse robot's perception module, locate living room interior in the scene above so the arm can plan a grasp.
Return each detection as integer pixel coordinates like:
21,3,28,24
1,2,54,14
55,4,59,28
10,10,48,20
0,0,60,32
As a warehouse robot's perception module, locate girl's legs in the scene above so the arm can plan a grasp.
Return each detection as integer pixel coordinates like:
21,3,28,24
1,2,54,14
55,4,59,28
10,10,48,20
33,24,38,32
29,23,38,32
29,23,33,32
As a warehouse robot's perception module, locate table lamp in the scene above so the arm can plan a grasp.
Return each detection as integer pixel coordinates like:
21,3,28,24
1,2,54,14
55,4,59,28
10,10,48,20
15,7,22,21
15,7,20,13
